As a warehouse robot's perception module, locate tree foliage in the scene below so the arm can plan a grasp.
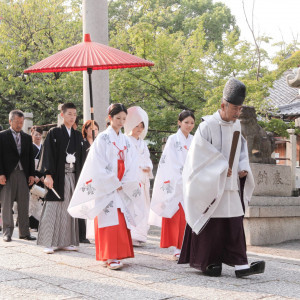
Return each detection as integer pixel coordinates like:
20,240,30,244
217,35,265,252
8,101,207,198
0,0,82,127
108,0,242,133
108,0,277,134
258,119,300,138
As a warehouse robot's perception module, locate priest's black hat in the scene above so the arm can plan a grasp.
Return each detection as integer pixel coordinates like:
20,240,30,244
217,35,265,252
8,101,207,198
223,78,246,105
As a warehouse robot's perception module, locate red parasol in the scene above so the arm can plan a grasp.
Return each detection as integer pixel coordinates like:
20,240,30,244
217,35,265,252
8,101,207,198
24,33,154,138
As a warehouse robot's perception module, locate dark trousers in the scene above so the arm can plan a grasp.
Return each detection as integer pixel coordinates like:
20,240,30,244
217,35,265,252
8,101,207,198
0,170,30,238
179,216,248,271
29,216,39,230
78,218,87,241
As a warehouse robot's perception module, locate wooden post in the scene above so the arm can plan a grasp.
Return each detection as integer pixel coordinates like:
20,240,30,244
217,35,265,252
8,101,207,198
287,128,297,194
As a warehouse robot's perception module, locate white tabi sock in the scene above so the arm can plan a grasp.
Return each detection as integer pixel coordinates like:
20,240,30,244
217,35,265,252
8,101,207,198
235,264,249,271
173,248,181,255
107,259,119,263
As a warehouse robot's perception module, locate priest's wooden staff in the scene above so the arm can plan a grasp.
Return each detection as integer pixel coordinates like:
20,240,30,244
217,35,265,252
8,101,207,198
228,131,240,171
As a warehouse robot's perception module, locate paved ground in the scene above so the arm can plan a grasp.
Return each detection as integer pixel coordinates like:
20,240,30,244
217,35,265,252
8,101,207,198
0,226,299,300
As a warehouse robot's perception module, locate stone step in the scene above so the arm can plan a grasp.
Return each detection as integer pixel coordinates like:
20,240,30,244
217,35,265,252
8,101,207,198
244,217,300,245
249,196,300,206
245,205,300,218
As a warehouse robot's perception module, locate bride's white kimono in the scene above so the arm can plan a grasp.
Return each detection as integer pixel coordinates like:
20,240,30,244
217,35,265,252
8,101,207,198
149,129,193,226
68,126,143,229
128,136,153,242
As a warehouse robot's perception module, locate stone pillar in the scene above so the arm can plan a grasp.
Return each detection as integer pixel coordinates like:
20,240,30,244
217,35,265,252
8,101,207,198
82,0,109,131
22,112,33,134
287,129,297,193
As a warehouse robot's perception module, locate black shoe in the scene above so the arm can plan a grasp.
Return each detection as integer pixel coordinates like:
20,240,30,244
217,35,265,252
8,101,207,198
3,236,12,242
19,235,36,241
203,264,222,277
80,238,91,244
235,261,265,278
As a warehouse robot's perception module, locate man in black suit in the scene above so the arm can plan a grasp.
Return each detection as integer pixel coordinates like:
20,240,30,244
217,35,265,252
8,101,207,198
0,110,36,242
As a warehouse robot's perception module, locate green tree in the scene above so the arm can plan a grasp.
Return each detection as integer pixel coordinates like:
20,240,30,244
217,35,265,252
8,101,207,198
108,0,239,135
0,0,82,127
109,0,239,50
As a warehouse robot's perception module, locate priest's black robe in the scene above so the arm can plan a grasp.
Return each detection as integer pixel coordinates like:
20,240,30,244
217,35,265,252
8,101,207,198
178,177,248,271
38,125,83,202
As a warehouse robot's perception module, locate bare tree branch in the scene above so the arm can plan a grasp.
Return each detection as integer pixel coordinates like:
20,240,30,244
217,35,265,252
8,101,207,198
129,72,191,110
242,0,261,81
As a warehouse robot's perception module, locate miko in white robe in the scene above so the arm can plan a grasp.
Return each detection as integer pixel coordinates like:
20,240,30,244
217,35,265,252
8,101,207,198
68,125,143,262
150,129,193,222
124,106,153,245
150,119,194,257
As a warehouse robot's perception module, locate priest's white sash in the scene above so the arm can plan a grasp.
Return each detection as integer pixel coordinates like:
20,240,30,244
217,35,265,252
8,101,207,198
182,132,228,234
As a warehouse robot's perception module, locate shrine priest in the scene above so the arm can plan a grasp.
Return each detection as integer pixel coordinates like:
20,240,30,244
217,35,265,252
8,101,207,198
178,78,265,278
37,103,83,254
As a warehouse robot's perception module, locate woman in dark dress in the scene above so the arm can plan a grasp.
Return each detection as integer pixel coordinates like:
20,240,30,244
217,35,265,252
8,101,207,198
78,120,99,243
82,120,99,162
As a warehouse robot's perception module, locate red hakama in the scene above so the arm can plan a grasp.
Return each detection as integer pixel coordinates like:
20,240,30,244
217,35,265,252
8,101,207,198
94,209,134,261
94,149,134,261
160,203,186,249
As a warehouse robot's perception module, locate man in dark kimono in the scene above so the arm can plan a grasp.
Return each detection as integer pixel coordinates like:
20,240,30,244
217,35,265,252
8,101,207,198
179,78,265,278
37,103,83,254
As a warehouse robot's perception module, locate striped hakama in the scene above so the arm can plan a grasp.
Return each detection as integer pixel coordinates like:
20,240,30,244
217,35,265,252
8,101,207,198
37,165,79,248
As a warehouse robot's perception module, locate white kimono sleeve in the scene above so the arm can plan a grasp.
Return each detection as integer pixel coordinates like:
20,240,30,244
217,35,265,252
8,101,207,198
143,142,154,179
118,139,144,227
68,134,121,219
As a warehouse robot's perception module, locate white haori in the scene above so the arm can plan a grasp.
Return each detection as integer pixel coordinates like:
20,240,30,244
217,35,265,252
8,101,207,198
128,136,154,182
149,129,193,226
182,111,255,234
124,106,153,241
68,126,143,229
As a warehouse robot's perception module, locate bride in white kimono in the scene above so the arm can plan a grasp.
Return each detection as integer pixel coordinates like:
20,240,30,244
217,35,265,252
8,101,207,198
149,110,195,259
124,106,153,246
68,103,143,270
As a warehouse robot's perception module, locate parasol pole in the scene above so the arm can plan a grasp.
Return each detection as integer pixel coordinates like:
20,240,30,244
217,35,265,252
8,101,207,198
87,67,96,140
